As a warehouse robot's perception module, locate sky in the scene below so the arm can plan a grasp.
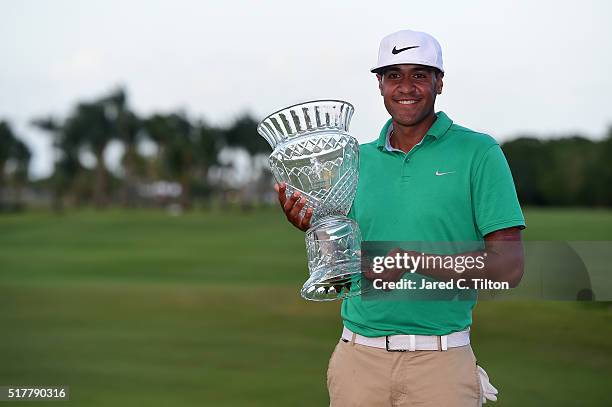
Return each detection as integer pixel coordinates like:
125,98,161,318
1,0,611,178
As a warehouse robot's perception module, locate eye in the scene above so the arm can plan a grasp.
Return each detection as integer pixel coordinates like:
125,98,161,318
413,73,427,79
387,72,401,80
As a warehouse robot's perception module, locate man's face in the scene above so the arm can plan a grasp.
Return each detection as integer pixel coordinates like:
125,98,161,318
377,64,443,127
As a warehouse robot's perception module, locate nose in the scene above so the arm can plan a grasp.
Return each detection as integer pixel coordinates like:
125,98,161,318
397,77,416,94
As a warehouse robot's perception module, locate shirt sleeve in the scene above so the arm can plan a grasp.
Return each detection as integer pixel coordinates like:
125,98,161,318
472,144,526,237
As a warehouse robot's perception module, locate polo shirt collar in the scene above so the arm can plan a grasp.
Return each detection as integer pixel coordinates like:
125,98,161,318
376,111,453,150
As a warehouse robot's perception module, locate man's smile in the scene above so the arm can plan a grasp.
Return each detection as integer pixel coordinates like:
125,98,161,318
395,99,419,105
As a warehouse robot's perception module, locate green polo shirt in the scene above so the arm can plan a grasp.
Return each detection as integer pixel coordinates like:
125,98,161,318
343,111,525,336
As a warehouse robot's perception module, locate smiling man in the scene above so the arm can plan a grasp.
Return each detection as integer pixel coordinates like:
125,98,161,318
276,29,525,406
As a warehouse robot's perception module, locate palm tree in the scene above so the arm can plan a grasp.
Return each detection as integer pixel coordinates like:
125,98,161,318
142,113,171,178
0,121,17,207
222,114,273,207
63,100,114,208
144,113,197,210
0,121,32,209
11,139,31,204
31,116,81,212
194,120,222,198
101,88,143,207
223,114,269,154
118,110,143,207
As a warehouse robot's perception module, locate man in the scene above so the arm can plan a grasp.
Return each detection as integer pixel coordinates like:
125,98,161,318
275,29,525,407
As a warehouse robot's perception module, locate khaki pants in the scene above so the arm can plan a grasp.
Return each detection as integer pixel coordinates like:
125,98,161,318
327,339,482,407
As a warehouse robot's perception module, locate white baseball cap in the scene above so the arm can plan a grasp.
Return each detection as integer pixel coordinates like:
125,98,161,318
371,29,444,74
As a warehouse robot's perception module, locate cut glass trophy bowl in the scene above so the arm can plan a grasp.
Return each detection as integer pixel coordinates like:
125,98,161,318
257,100,363,301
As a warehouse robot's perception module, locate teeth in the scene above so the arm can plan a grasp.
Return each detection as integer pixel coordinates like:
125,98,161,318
398,100,417,104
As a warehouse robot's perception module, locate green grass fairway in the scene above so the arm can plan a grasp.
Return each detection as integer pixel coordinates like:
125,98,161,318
1,208,611,406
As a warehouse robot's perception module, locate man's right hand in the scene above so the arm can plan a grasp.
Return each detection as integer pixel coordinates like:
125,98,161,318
274,182,313,231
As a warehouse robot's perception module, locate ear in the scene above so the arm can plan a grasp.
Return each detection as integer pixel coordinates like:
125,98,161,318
436,73,444,95
376,74,383,96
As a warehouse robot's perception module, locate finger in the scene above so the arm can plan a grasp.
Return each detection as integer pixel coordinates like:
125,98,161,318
277,183,287,206
283,191,301,212
299,208,313,230
289,196,307,220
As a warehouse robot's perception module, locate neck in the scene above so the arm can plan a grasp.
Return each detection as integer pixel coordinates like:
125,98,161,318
390,112,437,153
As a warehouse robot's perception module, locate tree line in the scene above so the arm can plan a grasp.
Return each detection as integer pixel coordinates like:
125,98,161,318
1,88,271,212
504,132,612,207
1,88,611,211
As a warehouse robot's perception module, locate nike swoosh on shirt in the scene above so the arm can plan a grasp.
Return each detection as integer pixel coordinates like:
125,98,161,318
391,45,420,55
435,170,456,176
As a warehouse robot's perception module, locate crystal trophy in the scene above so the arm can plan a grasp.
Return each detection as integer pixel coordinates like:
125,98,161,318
257,100,362,301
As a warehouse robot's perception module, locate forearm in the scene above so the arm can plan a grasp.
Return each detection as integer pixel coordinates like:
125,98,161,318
411,244,524,288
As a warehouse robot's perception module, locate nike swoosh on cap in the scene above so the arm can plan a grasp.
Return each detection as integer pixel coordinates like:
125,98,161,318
391,45,420,55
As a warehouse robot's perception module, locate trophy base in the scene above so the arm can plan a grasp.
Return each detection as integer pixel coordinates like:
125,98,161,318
301,260,363,301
